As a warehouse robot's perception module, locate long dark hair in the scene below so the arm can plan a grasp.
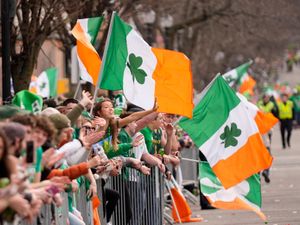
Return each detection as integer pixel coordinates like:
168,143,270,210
93,99,119,150
0,130,10,178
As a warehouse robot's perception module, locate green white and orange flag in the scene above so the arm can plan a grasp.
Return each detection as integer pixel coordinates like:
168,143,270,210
237,93,278,135
238,74,256,95
179,76,273,189
29,68,58,98
199,161,266,221
223,61,252,88
71,17,103,85
99,13,193,118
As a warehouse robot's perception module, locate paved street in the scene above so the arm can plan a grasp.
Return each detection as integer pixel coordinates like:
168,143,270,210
186,126,300,225
184,68,300,225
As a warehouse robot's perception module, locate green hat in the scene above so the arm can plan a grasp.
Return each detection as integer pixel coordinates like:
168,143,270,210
12,90,43,114
49,113,71,131
96,96,105,103
0,105,28,121
81,111,92,119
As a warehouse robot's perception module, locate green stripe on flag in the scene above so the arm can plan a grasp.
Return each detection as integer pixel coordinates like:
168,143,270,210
100,14,132,90
236,61,252,84
244,174,262,207
199,162,222,194
46,68,58,97
236,61,252,76
179,76,240,147
199,161,262,209
87,17,103,45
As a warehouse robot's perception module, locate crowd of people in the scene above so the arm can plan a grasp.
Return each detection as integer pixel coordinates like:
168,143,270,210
256,86,300,183
1,81,299,224
0,90,190,225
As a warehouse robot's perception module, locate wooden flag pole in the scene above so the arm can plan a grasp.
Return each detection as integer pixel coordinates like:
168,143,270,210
90,11,116,115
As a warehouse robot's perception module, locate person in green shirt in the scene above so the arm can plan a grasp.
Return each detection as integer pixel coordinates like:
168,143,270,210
32,115,57,183
290,89,300,125
92,98,157,151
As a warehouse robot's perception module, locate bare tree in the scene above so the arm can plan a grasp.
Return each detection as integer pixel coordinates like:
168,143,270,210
7,0,300,93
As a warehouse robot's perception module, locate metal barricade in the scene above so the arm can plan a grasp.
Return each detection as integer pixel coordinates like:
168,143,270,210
104,167,165,225
12,192,69,225
10,166,165,225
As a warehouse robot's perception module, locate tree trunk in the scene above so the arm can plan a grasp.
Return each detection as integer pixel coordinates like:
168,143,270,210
11,42,41,93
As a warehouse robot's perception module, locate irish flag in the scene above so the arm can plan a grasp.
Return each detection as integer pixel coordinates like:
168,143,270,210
237,93,278,135
239,74,256,95
100,13,193,118
199,161,266,221
223,61,252,88
36,68,58,98
72,17,103,85
179,76,272,188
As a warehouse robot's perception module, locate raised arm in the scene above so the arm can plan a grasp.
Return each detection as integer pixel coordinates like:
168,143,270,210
135,112,158,133
118,108,156,128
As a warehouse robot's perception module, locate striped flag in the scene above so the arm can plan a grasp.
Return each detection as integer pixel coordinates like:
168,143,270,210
99,13,193,118
179,76,273,188
223,61,252,88
199,161,266,221
237,93,278,135
239,74,256,95
72,17,103,85
29,68,58,98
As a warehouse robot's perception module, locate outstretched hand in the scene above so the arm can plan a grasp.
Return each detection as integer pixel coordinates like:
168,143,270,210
42,148,65,169
80,130,105,148
80,90,93,108
93,117,106,128
132,134,144,147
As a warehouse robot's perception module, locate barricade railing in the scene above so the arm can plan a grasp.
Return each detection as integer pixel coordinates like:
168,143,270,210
14,166,165,225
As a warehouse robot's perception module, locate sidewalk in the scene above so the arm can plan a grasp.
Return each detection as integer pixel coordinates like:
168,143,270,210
186,126,300,225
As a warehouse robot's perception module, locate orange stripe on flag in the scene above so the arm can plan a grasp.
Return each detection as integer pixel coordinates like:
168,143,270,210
151,48,194,118
72,23,101,85
255,111,278,135
212,133,273,189
207,197,266,221
239,75,256,94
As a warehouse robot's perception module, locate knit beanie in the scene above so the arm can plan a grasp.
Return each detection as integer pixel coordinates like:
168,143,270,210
0,105,28,121
49,113,71,132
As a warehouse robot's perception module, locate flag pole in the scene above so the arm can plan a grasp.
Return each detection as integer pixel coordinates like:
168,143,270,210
90,11,116,115
180,157,200,163
74,80,86,99
165,179,182,224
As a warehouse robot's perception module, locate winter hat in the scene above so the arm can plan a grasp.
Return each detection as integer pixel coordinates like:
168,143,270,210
49,113,71,132
12,90,43,114
0,105,28,121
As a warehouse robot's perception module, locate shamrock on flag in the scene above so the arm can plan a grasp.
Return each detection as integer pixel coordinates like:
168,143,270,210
179,76,272,188
220,122,241,148
12,90,43,114
99,13,194,118
72,17,103,85
199,161,266,221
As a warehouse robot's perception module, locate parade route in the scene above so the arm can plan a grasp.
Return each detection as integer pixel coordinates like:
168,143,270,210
186,124,300,225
